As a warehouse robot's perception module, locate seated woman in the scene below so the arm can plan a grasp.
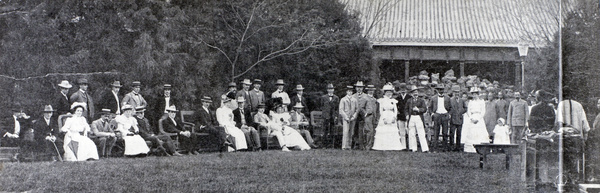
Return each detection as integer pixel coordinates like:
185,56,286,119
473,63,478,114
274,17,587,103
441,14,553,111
114,105,150,157
254,104,289,151
268,104,311,151
216,93,248,152
60,102,99,161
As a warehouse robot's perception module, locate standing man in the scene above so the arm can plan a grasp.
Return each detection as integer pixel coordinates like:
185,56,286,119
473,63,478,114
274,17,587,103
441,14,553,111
495,91,509,120
353,81,367,149
507,92,529,144
226,82,237,96
248,79,266,112
233,97,261,151
194,96,230,151
101,81,122,115
90,109,118,157
339,85,358,150
320,84,339,148
70,78,95,122
395,83,411,150
406,86,429,153
271,79,291,110
236,79,253,109
361,85,378,150
122,81,148,109
55,80,72,116
448,85,467,152
429,84,451,152
290,84,308,116
154,84,178,125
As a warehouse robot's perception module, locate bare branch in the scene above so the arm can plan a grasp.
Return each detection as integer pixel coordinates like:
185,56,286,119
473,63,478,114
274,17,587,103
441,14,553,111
0,71,124,81
198,39,234,65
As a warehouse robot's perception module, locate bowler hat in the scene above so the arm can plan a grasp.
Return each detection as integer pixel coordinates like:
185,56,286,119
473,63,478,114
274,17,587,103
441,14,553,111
58,80,73,89
78,78,88,85
354,81,365,87
295,84,305,91
275,79,285,85
228,82,237,88
43,105,55,112
326,84,334,89
110,81,122,88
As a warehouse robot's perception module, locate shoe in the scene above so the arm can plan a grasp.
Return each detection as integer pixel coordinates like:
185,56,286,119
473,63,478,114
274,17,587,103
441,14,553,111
310,144,320,149
282,146,291,152
192,151,199,155
172,152,183,156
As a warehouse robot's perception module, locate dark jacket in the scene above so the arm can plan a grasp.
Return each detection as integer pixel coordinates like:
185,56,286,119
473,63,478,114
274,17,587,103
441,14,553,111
135,116,155,139
70,89,95,121
154,95,179,119
162,117,186,134
396,93,412,121
429,95,452,114
320,94,339,120
406,96,427,124
449,96,468,125
233,108,255,128
100,90,122,114
290,94,308,115
528,102,556,133
194,107,218,127
32,117,58,142
55,92,71,116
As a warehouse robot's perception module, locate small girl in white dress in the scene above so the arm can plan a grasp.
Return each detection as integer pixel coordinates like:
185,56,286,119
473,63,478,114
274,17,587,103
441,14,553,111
493,118,511,144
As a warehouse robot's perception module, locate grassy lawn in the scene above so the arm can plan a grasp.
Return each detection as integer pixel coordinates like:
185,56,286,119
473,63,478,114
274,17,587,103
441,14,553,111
0,149,527,192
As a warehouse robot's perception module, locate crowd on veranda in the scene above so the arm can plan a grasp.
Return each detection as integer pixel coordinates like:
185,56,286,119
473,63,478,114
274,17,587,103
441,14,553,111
0,68,598,184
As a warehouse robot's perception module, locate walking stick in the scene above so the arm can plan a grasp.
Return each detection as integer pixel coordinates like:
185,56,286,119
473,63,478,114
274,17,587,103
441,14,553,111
51,140,63,162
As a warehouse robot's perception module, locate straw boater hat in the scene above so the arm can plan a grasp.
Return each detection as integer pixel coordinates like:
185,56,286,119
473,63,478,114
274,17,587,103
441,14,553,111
275,79,285,85
295,84,305,91
228,82,237,88
236,96,246,103
201,96,212,103
78,78,88,85
382,83,394,91
241,79,252,85
163,84,172,90
345,85,354,91
43,105,55,112
257,103,266,109
70,102,87,111
326,83,334,89
366,85,375,91
293,103,304,109
135,106,146,113
354,81,365,87
58,80,73,89
98,108,112,115
110,81,122,88
131,81,141,87
121,104,134,112
165,105,178,112
469,87,481,93
253,79,262,84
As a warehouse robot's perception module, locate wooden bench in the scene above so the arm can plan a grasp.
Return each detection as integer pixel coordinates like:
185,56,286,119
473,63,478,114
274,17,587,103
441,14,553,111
0,147,20,162
474,143,520,169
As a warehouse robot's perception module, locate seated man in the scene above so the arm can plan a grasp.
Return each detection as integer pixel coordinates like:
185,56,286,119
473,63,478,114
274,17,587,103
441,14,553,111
289,103,316,148
254,103,289,151
194,96,231,152
90,109,118,157
32,105,62,161
162,105,200,155
1,107,27,147
233,96,261,151
134,106,181,156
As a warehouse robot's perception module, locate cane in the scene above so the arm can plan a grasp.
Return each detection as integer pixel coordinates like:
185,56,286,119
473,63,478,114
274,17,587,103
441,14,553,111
49,137,63,162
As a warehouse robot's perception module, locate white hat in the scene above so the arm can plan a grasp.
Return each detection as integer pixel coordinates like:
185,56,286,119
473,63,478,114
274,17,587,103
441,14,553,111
236,96,246,102
382,83,394,91
58,80,73,89
70,102,87,110
165,105,178,112
293,103,304,109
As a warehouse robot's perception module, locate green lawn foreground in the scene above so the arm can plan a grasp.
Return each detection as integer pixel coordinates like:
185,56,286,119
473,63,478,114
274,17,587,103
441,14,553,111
0,150,526,192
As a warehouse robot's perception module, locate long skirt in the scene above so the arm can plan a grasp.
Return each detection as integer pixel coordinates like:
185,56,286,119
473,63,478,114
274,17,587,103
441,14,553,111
224,126,248,151
123,134,150,156
63,133,99,161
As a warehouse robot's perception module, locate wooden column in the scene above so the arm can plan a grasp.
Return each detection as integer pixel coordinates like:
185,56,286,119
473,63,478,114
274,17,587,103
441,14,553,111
459,61,465,78
515,62,522,90
404,60,410,83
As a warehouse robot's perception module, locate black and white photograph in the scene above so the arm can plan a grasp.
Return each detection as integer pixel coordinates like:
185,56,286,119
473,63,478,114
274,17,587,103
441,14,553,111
0,0,597,192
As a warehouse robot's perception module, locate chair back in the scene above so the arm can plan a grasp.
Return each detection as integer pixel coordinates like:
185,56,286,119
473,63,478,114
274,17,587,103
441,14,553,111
57,114,73,129
180,110,195,124
310,111,323,127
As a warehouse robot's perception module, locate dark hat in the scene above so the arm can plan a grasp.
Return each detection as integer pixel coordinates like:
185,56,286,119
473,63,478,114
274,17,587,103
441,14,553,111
295,84,305,91
110,81,122,88
435,84,445,90
226,92,236,100
228,82,237,88
132,81,141,87
253,79,262,84
326,84,334,89
354,81,365,87
135,106,146,112
397,83,407,90
257,103,266,109
163,84,172,90
201,96,212,103
78,78,89,85
43,105,55,112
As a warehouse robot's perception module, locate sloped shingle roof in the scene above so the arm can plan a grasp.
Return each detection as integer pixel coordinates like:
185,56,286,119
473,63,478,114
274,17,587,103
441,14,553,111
343,0,560,47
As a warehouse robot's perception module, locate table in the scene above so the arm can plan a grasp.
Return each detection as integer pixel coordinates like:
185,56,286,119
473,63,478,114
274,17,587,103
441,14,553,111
474,144,520,169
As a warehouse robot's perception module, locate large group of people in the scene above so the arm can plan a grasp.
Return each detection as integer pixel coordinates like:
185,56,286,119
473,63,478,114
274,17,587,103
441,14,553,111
0,70,595,170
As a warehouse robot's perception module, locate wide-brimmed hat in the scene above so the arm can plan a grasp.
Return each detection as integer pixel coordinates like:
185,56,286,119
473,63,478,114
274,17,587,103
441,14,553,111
275,79,285,85
382,83,394,91
296,84,305,91
131,81,141,87
163,84,172,90
43,105,55,112
121,104,134,111
228,82,237,88
165,105,178,112
110,81,122,88
292,103,304,109
409,85,420,92
326,83,334,89
253,79,262,84
70,102,87,111
354,81,365,87
241,79,252,85
58,80,73,88
98,108,112,115
236,96,246,103
135,106,146,112
77,78,89,85
201,96,212,103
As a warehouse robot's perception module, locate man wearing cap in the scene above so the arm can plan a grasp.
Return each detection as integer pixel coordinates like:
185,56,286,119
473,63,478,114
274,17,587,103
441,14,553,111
507,92,529,144
290,84,308,116
354,81,368,149
90,109,118,157
163,105,201,154
360,85,377,150
32,105,61,161
248,79,266,112
100,81,123,115
449,85,467,152
122,81,148,110
236,79,253,110
395,83,411,150
194,96,230,151
406,86,429,152
70,78,95,122
55,80,72,116
233,96,261,151
134,106,181,156
429,84,451,152
271,79,291,110
290,103,316,148
339,85,358,150
320,83,339,148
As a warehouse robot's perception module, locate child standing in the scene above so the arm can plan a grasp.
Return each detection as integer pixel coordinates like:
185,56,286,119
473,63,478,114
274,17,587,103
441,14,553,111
493,118,511,144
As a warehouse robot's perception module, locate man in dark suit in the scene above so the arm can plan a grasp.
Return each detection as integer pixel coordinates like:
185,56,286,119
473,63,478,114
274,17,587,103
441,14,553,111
429,84,452,152
70,78,95,122
395,83,411,150
55,80,72,116
233,97,261,151
32,105,62,161
134,107,181,156
406,86,429,152
236,79,253,110
154,84,178,128
320,83,339,148
194,96,230,151
448,85,467,152
100,81,123,115
290,84,308,116
162,105,200,155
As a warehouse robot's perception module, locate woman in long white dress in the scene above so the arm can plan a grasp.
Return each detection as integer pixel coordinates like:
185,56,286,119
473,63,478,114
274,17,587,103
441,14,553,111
216,95,247,152
461,88,489,153
115,105,149,156
60,102,99,161
269,105,311,150
372,83,403,150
